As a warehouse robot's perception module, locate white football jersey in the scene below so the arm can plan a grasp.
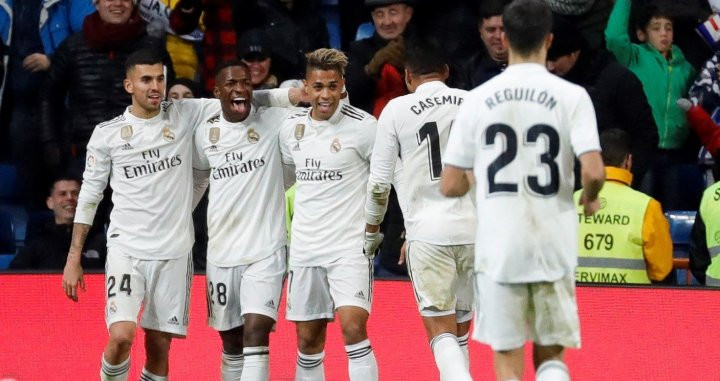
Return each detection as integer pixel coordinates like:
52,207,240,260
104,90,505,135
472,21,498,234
444,63,601,283
279,103,376,266
371,81,476,245
75,99,220,260
194,105,291,267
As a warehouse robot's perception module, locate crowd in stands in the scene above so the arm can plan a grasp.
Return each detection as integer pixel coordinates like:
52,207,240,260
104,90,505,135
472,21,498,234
1,0,720,285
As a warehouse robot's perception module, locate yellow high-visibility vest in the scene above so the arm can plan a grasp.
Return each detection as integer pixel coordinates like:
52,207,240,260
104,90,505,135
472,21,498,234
574,182,651,284
700,182,720,286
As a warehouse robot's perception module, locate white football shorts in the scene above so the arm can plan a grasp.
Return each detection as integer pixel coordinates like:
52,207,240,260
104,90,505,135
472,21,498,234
406,241,474,322
472,272,581,351
105,247,193,337
286,255,373,321
205,247,286,331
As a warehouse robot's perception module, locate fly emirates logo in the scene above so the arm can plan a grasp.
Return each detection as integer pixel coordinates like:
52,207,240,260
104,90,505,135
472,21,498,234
295,158,343,181
211,151,266,180
122,149,182,179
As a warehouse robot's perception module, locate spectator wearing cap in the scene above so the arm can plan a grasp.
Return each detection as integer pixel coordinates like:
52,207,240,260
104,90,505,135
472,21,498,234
547,15,658,188
238,28,280,89
450,0,509,90
40,0,174,178
345,0,415,116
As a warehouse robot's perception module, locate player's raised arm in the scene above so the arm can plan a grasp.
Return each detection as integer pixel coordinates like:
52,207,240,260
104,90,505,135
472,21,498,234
62,125,110,302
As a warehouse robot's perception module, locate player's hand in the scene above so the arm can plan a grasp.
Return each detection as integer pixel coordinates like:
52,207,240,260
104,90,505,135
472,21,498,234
62,261,85,302
22,53,50,72
365,36,404,78
578,190,600,216
397,240,407,265
363,231,384,260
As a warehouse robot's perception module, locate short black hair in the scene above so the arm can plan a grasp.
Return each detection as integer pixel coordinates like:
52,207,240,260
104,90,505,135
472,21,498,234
124,49,165,75
49,175,81,195
168,77,200,97
502,0,552,57
635,1,674,31
600,128,631,167
479,0,508,20
404,37,446,76
214,60,250,82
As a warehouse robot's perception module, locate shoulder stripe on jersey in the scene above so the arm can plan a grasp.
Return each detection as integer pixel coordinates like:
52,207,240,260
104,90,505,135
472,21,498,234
206,113,221,124
341,110,364,121
97,114,125,129
341,105,364,119
288,110,309,119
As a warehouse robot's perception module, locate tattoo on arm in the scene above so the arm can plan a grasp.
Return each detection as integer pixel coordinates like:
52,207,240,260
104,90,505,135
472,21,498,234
68,223,91,263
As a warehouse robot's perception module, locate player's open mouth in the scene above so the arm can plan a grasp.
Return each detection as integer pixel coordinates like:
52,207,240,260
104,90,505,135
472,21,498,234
317,102,332,113
231,97,248,114
148,94,161,103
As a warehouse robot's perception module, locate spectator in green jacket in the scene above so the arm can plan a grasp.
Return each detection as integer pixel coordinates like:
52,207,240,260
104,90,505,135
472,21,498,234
605,0,699,210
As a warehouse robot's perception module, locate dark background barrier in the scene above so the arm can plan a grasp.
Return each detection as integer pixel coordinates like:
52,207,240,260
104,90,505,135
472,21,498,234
0,275,718,380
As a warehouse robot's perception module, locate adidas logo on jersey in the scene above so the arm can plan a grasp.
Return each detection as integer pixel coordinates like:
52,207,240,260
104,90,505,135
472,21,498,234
168,316,179,325
265,300,275,308
354,291,365,299
209,145,218,152
121,142,133,150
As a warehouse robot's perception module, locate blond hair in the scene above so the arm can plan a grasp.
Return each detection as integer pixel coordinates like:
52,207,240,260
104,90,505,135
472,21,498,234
305,48,349,76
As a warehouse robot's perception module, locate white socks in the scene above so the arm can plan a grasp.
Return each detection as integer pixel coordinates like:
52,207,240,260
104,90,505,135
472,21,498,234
345,339,378,381
536,360,570,381
140,368,167,381
241,346,269,381
296,351,325,381
430,333,472,381
458,332,470,370
100,355,130,381
222,351,245,381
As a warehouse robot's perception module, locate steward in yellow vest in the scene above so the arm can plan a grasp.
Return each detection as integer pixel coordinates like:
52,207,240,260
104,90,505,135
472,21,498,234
574,129,673,284
689,181,720,285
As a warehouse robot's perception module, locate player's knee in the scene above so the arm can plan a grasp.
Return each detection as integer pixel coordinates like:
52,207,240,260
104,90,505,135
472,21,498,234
340,320,368,344
297,333,325,354
242,327,271,347
220,329,244,354
108,328,135,352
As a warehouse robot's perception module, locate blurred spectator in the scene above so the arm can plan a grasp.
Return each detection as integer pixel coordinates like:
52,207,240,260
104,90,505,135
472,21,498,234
410,0,481,63
678,98,720,179
345,0,414,116
547,0,615,51
9,176,106,270
240,0,330,80
168,77,200,99
238,28,280,89
138,0,204,79
575,129,673,284
605,0,697,209
40,0,174,177
0,0,95,207
450,0,509,90
548,15,658,188
689,177,720,285
170,0,235,95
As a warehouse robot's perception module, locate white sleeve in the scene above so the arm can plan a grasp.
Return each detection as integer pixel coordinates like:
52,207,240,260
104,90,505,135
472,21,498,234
391,157,407,217
443,98,477,169
253,88,293,108
74,127,110,225
192,169,209,209
176,98,221,131
368,106,400,187
360,116,378,162
279,122,294,166
365,108,397,225
569,89,601,156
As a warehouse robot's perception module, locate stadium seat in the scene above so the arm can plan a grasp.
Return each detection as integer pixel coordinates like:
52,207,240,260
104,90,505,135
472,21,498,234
355,22,375,41
0,254,14,270
0,163,19,201
666,210,696,285
0,204,28,247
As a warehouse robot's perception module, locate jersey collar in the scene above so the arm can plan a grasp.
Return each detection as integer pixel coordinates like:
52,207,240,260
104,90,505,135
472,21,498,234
605,166,633,186
124,105,164,125
220,103,257,127
414,80,447,94
308,102,344,126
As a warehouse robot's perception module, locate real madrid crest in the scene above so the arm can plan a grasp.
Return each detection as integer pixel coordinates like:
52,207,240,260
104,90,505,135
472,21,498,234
162,126,176,142
247,128,260,144
209,127,220,144
330,138,341,153
294,124,305,141
120,125,133,140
